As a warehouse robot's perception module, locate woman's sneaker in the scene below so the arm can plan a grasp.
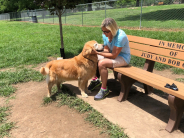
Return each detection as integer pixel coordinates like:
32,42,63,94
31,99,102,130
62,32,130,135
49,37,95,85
88,79,102,91
94,87,109,100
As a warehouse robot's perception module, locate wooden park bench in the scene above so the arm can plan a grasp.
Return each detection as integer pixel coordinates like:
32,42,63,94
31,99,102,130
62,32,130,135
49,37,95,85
111,35,184,133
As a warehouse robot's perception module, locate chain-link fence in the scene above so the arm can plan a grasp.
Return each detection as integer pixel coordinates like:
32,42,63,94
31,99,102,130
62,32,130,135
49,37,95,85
0,0,183,29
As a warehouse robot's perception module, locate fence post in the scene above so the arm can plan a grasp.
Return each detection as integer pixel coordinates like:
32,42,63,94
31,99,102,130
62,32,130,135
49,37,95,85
43,10,44,23
139,0,143,29
65,9,66,24
105,2,106,19
82,7,83,26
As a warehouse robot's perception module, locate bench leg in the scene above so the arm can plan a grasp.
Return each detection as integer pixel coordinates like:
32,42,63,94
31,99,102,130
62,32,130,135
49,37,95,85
143,84,153,94
165,95,184,132
113,71,118,80
143,59,155,94
116,72,136,102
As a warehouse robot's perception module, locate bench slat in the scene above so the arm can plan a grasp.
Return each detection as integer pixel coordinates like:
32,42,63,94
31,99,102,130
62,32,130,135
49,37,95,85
114,66,184,100
130,49,184,69
129,42,184,60
127,35,184,52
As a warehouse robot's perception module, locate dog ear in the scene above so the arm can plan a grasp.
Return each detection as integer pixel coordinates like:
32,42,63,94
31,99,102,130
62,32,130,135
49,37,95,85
82,47,93,57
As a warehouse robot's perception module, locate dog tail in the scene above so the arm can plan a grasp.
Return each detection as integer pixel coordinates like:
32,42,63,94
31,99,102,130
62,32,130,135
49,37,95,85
40,61,53,75
40,67,49,75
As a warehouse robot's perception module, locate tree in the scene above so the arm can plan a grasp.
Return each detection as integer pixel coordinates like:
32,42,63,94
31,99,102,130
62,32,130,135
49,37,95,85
34,0,84,59
0,0,38,13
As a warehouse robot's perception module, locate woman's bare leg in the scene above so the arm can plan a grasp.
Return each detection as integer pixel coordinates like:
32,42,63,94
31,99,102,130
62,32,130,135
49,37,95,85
98,59,113,89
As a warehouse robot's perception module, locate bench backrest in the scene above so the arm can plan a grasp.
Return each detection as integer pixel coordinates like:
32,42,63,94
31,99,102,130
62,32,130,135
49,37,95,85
127,35,184,70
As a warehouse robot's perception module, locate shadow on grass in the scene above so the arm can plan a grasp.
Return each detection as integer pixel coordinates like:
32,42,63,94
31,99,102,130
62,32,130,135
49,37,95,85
116,8,184,21
64,47,83,59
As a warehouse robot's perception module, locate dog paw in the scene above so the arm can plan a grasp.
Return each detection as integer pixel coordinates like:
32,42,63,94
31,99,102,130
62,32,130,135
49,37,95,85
82,93,88,98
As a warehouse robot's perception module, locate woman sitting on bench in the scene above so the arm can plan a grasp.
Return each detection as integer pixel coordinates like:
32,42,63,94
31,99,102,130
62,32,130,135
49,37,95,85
88,18,131,100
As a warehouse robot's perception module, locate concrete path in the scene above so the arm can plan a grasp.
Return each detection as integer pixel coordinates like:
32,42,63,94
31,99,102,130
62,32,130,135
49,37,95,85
63,73,184,138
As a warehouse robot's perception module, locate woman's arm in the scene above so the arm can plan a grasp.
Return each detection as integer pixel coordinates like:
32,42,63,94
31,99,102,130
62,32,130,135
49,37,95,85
103,46,110,53
97,46,122,59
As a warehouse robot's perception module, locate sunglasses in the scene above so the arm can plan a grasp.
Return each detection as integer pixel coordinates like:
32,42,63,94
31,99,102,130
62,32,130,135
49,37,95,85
101,29,110,34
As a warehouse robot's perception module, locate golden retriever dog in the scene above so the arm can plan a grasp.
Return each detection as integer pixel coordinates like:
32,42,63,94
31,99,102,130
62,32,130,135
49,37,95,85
40,40,104,98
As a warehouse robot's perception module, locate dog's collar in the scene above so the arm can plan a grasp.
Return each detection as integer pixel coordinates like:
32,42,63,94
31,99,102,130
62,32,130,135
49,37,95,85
84,57,95,63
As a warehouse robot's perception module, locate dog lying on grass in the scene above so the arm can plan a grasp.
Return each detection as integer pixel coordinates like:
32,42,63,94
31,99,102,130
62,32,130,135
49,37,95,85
40,40,104,97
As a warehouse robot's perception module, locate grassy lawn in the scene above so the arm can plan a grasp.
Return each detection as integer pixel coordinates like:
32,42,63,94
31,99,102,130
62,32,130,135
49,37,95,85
0,21,184,137
1,21,184,70
36,4,184,29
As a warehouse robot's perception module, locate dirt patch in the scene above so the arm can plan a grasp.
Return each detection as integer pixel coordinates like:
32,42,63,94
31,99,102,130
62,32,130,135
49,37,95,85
4,81,109,138
20,21,184,32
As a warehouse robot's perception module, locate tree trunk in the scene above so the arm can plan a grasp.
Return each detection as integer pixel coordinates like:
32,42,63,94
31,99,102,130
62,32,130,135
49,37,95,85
58,11,65,59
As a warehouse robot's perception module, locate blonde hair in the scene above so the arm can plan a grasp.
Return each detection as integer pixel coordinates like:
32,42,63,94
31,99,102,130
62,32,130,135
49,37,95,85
101,18,119,36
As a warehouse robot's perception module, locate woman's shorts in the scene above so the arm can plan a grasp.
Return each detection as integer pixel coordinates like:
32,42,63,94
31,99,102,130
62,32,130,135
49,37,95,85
98,55,128,68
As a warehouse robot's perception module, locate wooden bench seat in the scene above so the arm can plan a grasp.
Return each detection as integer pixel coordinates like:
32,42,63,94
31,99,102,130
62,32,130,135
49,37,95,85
115,66,184,100
109,35,184,133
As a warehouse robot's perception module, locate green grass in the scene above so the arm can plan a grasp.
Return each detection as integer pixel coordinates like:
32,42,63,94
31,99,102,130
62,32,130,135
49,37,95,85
38,4,184,29
0,21,184,70
0,68,45,97
0,106,14,138
171,68,184,75
176,78,184,82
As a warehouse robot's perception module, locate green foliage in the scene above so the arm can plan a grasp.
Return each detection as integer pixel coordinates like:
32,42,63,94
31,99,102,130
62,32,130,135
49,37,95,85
115,0,136,8
0,106,14,137
34,0,85,15
171,68,184,75
130,55,145,68
0,122,14,137
0,0,39,13
154,62,171,70
85,109,127,137
0,107,9,123
43,97,53,105
0,68,45,97
56,85,93,113
163,0,174,5
176,78,184,82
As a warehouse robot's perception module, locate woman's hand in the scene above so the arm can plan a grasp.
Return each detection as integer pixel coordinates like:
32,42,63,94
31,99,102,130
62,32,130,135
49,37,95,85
91,49,98,54
96,46,122,59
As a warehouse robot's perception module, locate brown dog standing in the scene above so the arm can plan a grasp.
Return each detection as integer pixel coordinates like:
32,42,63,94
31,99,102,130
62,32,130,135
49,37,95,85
40,40,104,97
